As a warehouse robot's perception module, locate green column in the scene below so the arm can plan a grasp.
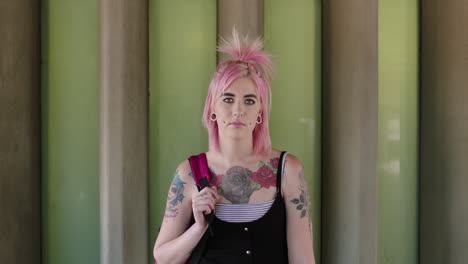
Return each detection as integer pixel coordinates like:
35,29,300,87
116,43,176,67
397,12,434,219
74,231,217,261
264,0,321,261
378,0,419,263
148,0,216,260
41,1,99,264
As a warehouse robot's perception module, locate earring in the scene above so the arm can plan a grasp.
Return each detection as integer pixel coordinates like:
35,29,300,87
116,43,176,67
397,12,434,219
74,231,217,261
256,115,262,124
210,113,217,121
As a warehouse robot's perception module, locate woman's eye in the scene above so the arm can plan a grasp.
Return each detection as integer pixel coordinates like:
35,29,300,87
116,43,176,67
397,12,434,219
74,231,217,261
245,99,255,105
223,98,234,103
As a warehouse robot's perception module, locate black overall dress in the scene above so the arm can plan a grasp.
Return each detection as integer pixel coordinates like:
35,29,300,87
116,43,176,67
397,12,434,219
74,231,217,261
195,151,289,264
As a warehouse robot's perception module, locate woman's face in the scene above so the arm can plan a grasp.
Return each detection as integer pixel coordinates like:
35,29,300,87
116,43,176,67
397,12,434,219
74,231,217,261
212,77,262,140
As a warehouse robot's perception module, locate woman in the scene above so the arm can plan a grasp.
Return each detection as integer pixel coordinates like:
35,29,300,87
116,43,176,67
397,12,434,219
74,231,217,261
153,30,316,264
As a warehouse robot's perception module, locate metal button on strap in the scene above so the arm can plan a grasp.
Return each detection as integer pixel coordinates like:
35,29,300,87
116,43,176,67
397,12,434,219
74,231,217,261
246,250,251,255
244,227,249,231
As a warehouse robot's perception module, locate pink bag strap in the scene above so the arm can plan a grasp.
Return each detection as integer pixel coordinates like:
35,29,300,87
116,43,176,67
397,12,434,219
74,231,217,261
188,153,211,191
197,153,210,180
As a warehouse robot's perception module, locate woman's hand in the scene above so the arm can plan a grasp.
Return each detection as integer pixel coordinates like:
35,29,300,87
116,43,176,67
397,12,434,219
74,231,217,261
192,186,219,229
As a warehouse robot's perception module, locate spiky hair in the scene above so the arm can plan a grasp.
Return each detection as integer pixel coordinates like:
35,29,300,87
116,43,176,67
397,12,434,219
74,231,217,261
216,30,273,82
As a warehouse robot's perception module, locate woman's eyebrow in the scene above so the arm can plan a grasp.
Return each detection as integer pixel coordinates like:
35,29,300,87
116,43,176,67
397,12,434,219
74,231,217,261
222,92,257,99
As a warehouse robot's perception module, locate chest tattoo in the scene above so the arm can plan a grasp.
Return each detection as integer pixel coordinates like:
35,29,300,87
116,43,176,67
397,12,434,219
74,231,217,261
222,166,261,203
209,157,280,204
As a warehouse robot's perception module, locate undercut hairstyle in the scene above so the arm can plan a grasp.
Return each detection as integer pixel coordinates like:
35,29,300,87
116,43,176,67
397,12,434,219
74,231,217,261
202,29,274,155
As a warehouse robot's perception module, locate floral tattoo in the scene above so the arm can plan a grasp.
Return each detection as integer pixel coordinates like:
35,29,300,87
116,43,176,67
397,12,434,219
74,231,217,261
165,171,186,218
290,168,311,219
210,157,280,203
222,166,261,203
252,157,279,188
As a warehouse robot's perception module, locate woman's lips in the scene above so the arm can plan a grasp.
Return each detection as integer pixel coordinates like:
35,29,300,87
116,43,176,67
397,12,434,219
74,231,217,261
230,121,245,127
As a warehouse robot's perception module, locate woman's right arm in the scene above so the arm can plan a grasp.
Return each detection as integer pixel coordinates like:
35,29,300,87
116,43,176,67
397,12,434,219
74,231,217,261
153,160,218,264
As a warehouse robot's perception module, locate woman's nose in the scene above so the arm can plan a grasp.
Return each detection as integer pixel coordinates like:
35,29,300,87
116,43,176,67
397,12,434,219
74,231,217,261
233,112,244,118
232,102,244,118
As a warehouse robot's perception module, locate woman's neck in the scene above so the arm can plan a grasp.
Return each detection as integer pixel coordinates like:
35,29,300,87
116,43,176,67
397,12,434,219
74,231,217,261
215,134,254,164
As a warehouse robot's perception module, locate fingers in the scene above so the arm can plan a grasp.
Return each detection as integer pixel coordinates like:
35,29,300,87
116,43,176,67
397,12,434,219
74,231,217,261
199,186,219,200
193,204,213,215
193,193,216,210
192,186,219,219
194,197,215,210
200,186,219,199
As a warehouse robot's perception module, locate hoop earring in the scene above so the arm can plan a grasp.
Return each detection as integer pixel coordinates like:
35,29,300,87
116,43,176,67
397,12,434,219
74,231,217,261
256,115,262,124
210,113,217,121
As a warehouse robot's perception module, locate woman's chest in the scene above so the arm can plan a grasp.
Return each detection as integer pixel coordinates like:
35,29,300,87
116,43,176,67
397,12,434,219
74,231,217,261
209,164,279,204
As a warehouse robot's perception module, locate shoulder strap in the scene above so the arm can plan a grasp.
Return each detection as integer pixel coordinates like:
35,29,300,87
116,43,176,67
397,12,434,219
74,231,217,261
188,153,211,191
197,153,211,189
276,151,288,193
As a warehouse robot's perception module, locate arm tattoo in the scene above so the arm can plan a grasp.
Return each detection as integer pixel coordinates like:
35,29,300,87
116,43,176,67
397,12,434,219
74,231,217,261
165,171,186,218
290,167,311,219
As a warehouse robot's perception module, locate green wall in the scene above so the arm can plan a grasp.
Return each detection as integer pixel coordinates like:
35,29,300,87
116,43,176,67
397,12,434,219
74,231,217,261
264,0,322,261
41,1,100,264
378,0,419,263
148,0,216,261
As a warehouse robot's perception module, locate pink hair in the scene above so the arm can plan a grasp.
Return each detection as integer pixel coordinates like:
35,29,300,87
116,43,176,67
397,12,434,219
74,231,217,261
202,29,274,155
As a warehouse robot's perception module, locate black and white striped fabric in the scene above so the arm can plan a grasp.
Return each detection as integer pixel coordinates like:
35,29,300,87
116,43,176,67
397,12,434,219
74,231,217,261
215,199,275,223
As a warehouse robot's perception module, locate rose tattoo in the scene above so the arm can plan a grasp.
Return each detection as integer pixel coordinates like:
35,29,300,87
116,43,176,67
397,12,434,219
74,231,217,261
221,166,261,203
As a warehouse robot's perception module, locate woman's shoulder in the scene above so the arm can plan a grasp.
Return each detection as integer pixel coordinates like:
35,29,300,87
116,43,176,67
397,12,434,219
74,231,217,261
271,148,303,170
270,149,304,192
284,153,303,171
174,159,196,184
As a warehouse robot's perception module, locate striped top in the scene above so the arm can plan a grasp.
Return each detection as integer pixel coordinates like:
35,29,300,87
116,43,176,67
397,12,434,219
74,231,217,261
215,199,275,223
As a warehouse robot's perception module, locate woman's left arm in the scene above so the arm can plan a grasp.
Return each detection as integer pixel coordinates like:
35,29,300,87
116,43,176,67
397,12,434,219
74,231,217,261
282,154,316,264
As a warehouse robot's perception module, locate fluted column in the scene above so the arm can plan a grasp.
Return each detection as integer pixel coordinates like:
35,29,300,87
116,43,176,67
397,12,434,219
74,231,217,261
0,1,41,263
420,1,468,263
100,1,148,263
322,0,378,263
